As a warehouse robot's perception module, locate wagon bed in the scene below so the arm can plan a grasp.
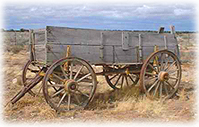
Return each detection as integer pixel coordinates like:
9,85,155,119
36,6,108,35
31,26,180,65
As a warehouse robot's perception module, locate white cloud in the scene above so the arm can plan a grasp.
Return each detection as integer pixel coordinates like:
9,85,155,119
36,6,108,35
4,3,195,30
174,9,192,16
30,7,37,12
82,6,86,10
5,3,194,20
135,5,153,13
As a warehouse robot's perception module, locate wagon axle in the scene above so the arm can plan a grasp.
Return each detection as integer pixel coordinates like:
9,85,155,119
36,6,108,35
158,71,169,81
64,79,78,92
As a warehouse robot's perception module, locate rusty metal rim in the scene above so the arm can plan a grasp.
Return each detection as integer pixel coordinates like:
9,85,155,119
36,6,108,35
139,49,182,100
22,60,42,97
42,57,97,112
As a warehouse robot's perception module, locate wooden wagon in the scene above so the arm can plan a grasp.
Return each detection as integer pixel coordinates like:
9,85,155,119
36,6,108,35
10,26,181,112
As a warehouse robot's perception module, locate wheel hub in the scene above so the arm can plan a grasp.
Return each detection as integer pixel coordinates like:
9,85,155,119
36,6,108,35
158,71,169,81
64,79,78,92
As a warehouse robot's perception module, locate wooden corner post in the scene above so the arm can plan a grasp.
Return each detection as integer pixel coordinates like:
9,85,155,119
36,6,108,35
29,29,35,61
64,45,71,71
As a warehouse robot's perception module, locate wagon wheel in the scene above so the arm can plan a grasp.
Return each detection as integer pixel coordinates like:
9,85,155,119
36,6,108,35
22,60,43,97
139,50,181,100
104,66,139,90
43,57,97,112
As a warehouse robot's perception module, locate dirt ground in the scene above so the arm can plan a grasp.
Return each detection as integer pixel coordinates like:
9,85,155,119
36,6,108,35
2,33,197,123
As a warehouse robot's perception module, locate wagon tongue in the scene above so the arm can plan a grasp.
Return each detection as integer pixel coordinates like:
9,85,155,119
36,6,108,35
6,68,47,106
9,74,43,104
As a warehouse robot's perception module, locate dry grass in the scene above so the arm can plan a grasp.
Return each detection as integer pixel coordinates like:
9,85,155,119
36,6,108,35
5,45,25,54
106,89,196,121
3,73,196,122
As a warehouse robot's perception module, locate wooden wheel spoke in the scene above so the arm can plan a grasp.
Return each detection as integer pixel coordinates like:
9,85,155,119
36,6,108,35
28,90,35,96
148,63,159,74
78,78,92,83
76,89,89,98
128,75,136,84
51,89,64,98
48,80,58,91
125,75,129,86
77,73,91,82
74,93,81,104
57,92,67,108
145,72,158,77
67,94,71,110
169,76,179,80
109,74,119,81
78,83,93,87
165,81,174,90
70,62,74,79
52,73,65,82
162,61,166,71
47,83,64,87
120,75,124,89
159,81,163,98
114,74,122,86
154,55,160,72
60,65,68,79
147,76,158,81
165,61,176,71
104,66,139,90
165,54,170,68
36,84,43,96
163,81,169,96
147,80,159,92
153,81,160,97
161,55,166,71
160,53,164,71
74,65,84,80
168,69,178,75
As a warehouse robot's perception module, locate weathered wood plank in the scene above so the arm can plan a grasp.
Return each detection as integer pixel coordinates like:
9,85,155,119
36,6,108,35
142,46,177,60
114,46,137,63
32,26,179,65
46,26,177,47
46,45,114,65
141,34,177,47
35,45,46,62
47,26,102,45
122,32,129,50
33,28,45,33
35,32,45,45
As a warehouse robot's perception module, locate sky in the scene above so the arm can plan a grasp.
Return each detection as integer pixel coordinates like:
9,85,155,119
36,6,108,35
3,3,196,31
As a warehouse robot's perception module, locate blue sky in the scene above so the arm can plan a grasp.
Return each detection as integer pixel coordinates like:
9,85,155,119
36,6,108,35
3,3,196,31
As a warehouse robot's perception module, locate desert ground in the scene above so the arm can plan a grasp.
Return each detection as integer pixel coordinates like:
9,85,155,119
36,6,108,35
2,31,197,123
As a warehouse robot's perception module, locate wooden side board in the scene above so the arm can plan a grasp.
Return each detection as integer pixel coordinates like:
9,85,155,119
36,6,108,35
32,26,179,65
30,29,46,63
